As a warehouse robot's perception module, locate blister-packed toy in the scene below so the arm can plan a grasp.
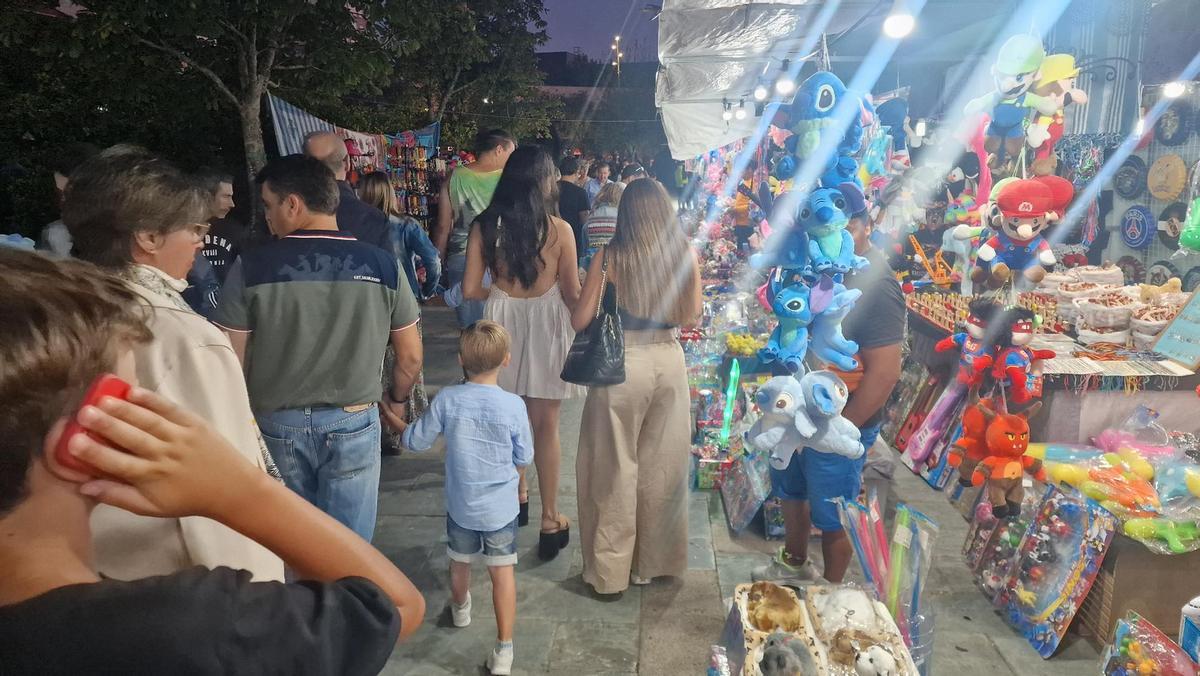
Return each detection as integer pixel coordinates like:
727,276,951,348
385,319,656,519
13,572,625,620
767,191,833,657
806,585,920,676
994,485,1117,658
1102,611,1199,676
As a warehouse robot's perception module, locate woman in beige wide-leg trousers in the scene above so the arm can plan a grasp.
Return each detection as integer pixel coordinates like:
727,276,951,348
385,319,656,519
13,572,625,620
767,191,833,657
577,331,691,594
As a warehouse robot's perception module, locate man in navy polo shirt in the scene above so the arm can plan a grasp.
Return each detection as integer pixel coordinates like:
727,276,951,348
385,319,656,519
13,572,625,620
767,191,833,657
302,131,394,254
215,155,422,541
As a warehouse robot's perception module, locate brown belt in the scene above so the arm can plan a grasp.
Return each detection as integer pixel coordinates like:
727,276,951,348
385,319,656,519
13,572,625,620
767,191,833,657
343,403,376,413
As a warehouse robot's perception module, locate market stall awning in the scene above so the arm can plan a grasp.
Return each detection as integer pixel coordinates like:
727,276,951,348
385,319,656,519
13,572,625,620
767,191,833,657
656,0,877,159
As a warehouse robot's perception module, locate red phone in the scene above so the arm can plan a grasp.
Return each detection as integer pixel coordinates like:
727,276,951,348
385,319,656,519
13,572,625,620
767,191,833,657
55,374,132,476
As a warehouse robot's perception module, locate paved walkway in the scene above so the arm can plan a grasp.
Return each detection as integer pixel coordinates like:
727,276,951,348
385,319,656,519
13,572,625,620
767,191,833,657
378,307,1099,674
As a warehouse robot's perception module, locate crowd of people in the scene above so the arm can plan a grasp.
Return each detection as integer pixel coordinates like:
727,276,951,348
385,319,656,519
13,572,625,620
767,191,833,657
1,120,902,673
1,127,706,675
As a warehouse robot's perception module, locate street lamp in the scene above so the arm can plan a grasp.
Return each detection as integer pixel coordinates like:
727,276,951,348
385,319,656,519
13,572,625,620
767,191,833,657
611,36,623,79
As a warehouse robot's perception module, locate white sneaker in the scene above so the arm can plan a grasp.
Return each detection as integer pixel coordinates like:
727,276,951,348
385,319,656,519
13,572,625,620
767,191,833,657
450,593,471,628
751,547,822,587
487,646,514,675
630,574,652,586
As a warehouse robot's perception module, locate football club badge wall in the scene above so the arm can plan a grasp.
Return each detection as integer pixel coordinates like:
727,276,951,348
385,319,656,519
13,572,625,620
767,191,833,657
1158,202,1187,250
1154,99,1193,146
1114,155,1147,199
1146,260,1181,287
1148,154,1187,201
1115,255,1146,284
1121,205,1155,249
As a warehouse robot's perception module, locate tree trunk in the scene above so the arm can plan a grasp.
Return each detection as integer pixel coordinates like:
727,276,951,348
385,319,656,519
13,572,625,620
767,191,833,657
240,97,266,235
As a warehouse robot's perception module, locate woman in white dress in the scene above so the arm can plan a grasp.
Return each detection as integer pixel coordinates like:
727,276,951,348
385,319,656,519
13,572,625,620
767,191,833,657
464,146,583,561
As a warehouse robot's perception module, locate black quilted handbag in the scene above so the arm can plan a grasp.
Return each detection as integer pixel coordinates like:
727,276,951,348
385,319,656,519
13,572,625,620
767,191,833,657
560,262,624,386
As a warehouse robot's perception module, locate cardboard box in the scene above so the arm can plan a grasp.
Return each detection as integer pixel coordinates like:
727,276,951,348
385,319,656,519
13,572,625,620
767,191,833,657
1075,534,1200,648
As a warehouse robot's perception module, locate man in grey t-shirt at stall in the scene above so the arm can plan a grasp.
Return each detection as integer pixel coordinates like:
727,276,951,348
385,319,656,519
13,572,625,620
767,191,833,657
755,183,906,585
215,155,422,542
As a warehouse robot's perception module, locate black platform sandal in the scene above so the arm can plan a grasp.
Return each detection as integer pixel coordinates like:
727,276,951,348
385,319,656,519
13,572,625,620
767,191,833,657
538,515,570,561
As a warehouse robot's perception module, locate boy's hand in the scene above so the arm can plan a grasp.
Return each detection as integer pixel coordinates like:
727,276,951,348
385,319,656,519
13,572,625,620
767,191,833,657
68,387,263,520
381,398,409,433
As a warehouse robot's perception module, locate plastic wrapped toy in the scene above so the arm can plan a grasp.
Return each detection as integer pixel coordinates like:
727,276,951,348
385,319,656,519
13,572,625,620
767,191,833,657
798,186,870,275
1102,611,1199,676
963,34,1058,174
791,71,871,189
809,275,863,371
974,176,1073,288
968,402,1046,518
744,372,864,470
934,298,1000,386
758,269,813,373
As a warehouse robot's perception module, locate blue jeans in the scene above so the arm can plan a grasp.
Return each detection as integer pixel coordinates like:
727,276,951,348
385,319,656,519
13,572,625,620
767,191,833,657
769,424,881,532
446,254,484,328
257,406,382,541
446,515,520,567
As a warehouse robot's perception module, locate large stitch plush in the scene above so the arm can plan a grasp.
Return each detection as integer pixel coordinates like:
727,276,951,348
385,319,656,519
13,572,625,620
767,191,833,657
799,186,869,275
745,373,864,471
791,71,870,188
758,269,813,373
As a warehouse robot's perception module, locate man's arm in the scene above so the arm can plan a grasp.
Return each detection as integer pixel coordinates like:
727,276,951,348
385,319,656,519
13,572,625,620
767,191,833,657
434,170,454,260
842,343,902,427
388,325,422,402
226,330,249,366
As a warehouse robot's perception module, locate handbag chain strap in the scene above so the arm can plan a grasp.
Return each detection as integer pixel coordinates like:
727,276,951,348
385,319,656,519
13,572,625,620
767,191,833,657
595,255,607,319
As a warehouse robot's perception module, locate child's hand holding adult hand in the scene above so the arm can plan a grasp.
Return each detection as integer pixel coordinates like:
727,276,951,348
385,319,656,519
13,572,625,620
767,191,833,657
68,387,263,519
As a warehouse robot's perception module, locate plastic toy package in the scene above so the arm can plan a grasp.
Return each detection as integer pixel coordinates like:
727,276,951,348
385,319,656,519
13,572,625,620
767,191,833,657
806,585,921,676
1101,612,1198,676
994,485,1118,658
967,487,1044,600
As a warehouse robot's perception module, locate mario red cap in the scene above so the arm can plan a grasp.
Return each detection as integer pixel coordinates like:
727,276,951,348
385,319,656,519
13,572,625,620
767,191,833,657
997,179,1054,219
1032,175,1074,212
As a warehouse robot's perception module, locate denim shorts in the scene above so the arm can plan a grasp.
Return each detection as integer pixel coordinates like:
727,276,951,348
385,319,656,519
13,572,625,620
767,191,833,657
446,515,519,567
769,425,881,532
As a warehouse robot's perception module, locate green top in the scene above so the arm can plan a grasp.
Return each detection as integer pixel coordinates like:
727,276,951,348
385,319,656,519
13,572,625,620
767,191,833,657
447,166,502,257
213,230,420,413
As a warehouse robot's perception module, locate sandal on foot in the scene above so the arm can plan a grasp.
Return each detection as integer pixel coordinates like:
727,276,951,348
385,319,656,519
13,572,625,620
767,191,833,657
517,497,529,527
538,515,570,561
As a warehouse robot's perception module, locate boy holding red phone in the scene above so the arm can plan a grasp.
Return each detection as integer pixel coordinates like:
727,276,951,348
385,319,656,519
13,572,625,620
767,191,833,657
0,249,425,674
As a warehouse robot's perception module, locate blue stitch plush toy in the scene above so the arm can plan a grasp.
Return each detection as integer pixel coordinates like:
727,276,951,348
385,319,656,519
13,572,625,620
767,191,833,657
750,223,809,276
746,372,865,470
757,269,812,374
798,187,868,275
808,275,862,371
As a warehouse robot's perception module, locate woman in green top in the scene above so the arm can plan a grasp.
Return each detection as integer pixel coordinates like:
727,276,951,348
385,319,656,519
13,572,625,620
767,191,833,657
436,129,515,328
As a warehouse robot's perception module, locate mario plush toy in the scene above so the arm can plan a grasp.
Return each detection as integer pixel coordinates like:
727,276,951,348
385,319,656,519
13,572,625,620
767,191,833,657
964,35,1058,174
1026,54,1089,167
993,307,1056,404
973,176,1073,288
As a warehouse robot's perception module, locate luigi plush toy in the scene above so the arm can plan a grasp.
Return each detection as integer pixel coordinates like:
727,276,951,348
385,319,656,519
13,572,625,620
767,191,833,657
965,35,1059,175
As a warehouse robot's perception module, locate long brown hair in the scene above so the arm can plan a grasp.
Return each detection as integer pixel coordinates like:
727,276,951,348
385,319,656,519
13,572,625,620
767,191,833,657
607,179,695,326
358,171,402,218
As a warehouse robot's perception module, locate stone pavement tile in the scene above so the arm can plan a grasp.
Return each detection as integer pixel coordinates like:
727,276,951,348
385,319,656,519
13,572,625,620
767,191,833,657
931,627,1009,672
715,552,767,603
384,616,558,676
988,629,1099,675
547,620,639,674
689,491,713,539
638,571,726,675
688,538,717,570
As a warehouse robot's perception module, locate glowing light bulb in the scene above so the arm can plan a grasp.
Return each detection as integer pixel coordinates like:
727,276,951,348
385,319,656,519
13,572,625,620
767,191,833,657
1163,81,1186,99
753,85,769,102
735,107,748,120
883,12,915,38
775,77,796,96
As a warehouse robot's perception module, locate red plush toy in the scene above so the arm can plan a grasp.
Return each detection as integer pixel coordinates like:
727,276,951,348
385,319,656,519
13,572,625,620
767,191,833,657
969,402,1046,518
934,298,999,387
947,397,1000,486
992,307,1056,404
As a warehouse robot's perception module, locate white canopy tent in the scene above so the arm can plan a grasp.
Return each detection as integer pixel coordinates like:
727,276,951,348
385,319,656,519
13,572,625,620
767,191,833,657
656,0,881,159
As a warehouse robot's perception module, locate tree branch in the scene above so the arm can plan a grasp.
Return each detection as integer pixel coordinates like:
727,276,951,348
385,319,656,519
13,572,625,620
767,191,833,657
134,36,240,107
217,19,249,47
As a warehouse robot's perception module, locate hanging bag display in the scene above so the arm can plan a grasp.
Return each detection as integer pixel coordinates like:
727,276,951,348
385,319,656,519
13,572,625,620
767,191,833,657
561,256,625,386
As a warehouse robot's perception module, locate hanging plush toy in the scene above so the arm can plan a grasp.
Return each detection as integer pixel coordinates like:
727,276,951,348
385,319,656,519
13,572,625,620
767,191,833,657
947,397,1001,487
758,268,814,373
964,35,1058,174
808,275,862,371
751,221,810,275
934,298,999,386
969,402,1047,518
800,185,870,275
1026,54,1089,168
745,372,865,471
973,175,1073,287
992,307,1056,404
875,97,910,159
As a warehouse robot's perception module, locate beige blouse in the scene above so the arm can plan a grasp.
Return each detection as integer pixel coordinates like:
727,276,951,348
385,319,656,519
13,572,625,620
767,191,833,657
90,265,285,582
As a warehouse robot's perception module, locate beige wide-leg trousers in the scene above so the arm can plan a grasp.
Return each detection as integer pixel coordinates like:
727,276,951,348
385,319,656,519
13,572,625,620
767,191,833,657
577,333,691,594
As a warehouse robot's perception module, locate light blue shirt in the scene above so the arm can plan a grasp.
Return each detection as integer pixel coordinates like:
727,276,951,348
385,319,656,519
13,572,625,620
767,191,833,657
585,178,609,207
403,382,534,531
